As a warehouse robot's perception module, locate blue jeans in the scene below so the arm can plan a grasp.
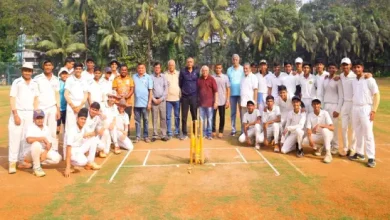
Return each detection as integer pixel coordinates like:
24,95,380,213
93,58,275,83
200,107,213,137
166,101,180,136
230,96,241,134
134,107,149,139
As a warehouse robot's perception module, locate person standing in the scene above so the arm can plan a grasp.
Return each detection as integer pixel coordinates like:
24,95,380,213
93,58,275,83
133,63,153,143
8,63,39,174
100,67,113,100
81,58,95,83
197,66,218,140
281,61,299,97
151,62,168,142
227,54,244,136
294,57,304,96
63,57,75,74
112,65,134,137
109,59,120,80
256,59,270,111
164,60,181,139
298,62,317,113
212,64,230,138
349,60,380,168
240,63,258,120
267,62,287,98
34,60,60,151
323,62,343,155
88,67,105,107
314,58,329,102
57,68,69,135
179,57,199,140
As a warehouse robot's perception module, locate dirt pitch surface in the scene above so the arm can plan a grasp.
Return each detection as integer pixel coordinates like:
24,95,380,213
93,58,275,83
1,79,390,219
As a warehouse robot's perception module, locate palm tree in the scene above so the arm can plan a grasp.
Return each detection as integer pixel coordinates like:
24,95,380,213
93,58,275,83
166,15,186,49
64,0,94,60
37,22,86,61
137,0,169,71
193,0,232,63
97,17,130,57
292,15,318,59
249,11,283,52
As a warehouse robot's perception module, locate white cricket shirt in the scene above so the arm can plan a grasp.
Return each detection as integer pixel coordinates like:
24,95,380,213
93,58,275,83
10,77,39,111
34,73,59,109
240,73,258,106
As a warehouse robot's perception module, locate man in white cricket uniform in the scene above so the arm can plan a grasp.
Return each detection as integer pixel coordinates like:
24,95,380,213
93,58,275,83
339,57,357,156
256,60,271,110
302,99,334,163
114,99,134,154
100,91,120,156
8,63,39,174
84,102,108,158
349,60,380,168
33,60,60,151
88,67,105,106
267,62,287,98
281,61,299,97
20,110,62,177
280,96,306,157
275,85,293,130
298,62,317,113
64,108,101,178
262,95,281,152
323,62,343,154
100,67,114,101
238,100,263,150
314,58,329,102
81,58,95,84
240,63,258,117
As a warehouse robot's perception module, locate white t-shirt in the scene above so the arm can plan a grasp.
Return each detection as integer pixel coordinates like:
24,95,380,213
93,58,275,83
267,72,288,98
85,114,104,133
99,77,113,96
25,124,52,150
306,110,333,134
298,74,317,99
34,73,59,109
285,110,306,132
81,71,94,84
315,71,329,102
352,77,379,106
102,103,119,123
340,71,357,102
10,77,39,110
262,105,281,122
256,73,268,94
275,94,293,120
116,112,130,131
243,109,261,129
66,125,86,148
88,80,105,103
281,72,299,97
65,75,88,104
240,73,258,106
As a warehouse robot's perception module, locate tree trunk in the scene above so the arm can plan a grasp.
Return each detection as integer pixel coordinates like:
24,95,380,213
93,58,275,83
148,36,152,73
84,19,88,61
210,34,213,64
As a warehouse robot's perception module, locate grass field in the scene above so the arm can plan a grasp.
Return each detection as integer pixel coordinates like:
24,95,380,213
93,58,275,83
1,79,390,219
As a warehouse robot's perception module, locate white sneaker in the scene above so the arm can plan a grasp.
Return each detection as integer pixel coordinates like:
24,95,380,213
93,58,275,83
9,162,16,174
314,147,323,156
255,144,260,150
331,147,339,155
33,167,46,177
323,152,332,164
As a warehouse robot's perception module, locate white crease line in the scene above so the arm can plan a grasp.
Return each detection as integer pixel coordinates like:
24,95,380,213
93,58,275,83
109,150,132,183
377,158,383,163
121,161,265,168
143,150,151,166
280,155,307,177
254,150,280,176
86,153,112,183
235,148,248,163
0,156,7,158
378,147,390,153
133,147,236,152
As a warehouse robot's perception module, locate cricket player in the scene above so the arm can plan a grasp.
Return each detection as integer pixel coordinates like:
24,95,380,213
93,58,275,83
99,67,114,101
63,57,75,74
349,60,380,168
323,62,343,154
115,99,134,154
81,58,95,83
280,96,306,157
262,95,281,152
8,63,39,174
34,59,60,151
19,110,62,177
256,60,270,111
339,57,357,156
238,100,263,150
267,62,287,98
84,102,108,158
88,67,105,106
240,63,258,117
275,85,293,130
64,108,101,178
100,90,120,156
314,58,329,102
302,99,334,163
281,61,299,97
298,62,317,113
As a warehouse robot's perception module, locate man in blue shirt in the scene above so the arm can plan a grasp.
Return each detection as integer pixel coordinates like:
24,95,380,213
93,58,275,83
179,57,200,140
57,67,69,135
227,54,244,136
133,63,153,143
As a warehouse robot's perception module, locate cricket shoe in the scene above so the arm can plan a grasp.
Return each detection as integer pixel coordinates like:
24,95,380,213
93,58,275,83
323,152,333,164
314,147,323,156
33,167,46,177
274,145,280,153
346,149,355,157
296,149,304,158
367,159,376,168
85,162,101,170
9,162,17,174
255,144,260,150
348,153,365,161
331,147,339,155
99,151,107,158
114,147,121,155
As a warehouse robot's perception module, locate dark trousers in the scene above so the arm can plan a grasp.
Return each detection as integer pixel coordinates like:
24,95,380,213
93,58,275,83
212,105,226,133
181,96,197,136
57,110,66,127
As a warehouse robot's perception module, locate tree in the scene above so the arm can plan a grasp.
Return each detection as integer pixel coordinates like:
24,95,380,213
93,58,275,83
37,22,86,62
193,0,232,63
166,15,187,49
97,16,130,57
249,11,283,52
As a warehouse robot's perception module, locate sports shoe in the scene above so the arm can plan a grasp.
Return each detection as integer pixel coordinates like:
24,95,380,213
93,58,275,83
9,162,16,174
180,135,189,140
331,147,339,155
151,137,157,142
230,131,236,137
314,147,323,156
114,147,121,155
167,136,172,140
218,133,223,138
274,145,280,153
296,149,304,158
255,144,260,150
85,162,101,170
33,167,46,177
348,153,365,161
367,159,376,168
99,151,107,158
144,138,151,143
161,137,169,141
323,152,332,164
207,136,213,140
346,149,355,157
175,134,181,139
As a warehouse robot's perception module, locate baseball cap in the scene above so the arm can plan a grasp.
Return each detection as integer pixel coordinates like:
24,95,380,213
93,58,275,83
77,108,89,118
247,100,255,106
341,57,351,65
21,63,34,70
107,90,118,97
118,98,127,106
259,59,267,65
33,109,45,119
312,99,321,104
58,67,70,75
292,96,301,102
90,102,101,110
295,57,303,64
104,67,112,73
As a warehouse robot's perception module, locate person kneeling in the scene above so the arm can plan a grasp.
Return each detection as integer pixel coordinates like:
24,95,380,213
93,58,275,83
262,95,281,152
302,99,334,163
280,96,306,157
238,100,263,149
113,99,134,154
64,108,101,178
20,110,62,177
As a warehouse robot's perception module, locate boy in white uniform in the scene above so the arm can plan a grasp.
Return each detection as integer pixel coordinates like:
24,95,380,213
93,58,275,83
64,108,101,178
275,85,293,130
349,60,380,168
8,63,39,174
34,60,60,151
267,62,287,98
314,58,329,102
238,100,263,150
20,110,62,177
84,102,108,158
298,62,317,113
100,90,120,156
256,60,270,110
88,67,105,106
302,99,334,163
114,99,134,154
281,96,306,157
262,95,281,152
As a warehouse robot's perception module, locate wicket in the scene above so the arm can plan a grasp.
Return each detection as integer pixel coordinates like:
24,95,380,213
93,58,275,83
190,120,205,165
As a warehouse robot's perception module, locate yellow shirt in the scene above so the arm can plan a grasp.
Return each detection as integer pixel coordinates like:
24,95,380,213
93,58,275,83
112,75,135,106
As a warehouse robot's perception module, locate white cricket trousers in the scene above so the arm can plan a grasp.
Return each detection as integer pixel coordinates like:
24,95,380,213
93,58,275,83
115,130,134,151
281,129,304,154
63,102,82,157
302,128,334,151
341,101,356,152
8,110,33,163
302,98,313,113
99,128,118,154
238,124,264,144
71,137,98,166
263,123,280,144
43,105,58,151
324,103,340,149
24,142,61,169
352,105,375,159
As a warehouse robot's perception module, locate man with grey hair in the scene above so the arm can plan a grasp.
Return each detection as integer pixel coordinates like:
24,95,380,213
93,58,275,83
151,62,168,142
227,54,244,136
164,60,181,139
240,63,258,118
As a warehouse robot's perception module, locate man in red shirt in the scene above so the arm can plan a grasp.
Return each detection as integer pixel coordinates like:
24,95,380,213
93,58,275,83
197,65,218,140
